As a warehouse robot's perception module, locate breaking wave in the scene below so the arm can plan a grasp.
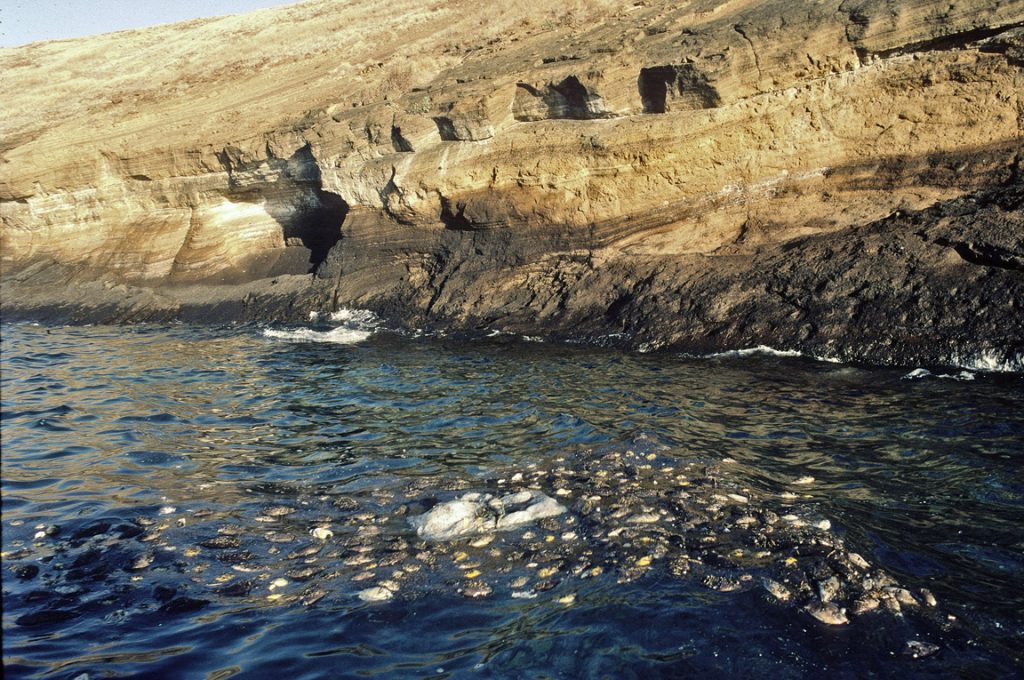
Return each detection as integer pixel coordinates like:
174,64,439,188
902,368,976,381
261,308,380,345
696,345,843,364
950,350,1024,374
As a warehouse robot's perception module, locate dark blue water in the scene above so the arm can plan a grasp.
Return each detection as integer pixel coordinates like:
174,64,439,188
2,321,1023,678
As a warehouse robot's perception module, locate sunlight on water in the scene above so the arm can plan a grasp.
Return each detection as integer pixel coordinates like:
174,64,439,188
2,323,1022,678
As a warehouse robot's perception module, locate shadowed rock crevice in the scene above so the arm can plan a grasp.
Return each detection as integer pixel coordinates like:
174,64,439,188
390,124,415,152
936,239,1024,271
513,76,614,121
864,20,1024,60
638,65,722,113
439,198,474,231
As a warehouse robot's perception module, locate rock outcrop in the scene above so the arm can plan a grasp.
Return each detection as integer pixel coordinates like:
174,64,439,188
1,0,1022,367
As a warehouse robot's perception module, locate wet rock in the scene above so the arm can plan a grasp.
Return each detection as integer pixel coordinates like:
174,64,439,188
153,585,177,602
71,521,111,541
216,550,254,564
114,523,143,539
159,596,210,614
200,536,240,550
15,608,79,627
333,497,359,511
214,580,255,597
14,564,40,580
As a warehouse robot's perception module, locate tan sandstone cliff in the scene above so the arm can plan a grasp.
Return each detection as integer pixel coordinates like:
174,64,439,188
1,0,1022,366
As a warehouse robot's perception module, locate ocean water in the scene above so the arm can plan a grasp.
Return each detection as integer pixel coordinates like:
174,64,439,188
2,318,1023,679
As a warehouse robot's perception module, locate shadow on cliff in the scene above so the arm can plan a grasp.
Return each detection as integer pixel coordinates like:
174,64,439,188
177,144,349,284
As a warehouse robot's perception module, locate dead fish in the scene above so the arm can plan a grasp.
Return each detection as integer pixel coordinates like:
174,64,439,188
357,586,392,602
805,601,848,625
287,544,322,560
762,578,791,602
892,588,918,607
462,581,492,598
264,532,295,543
302,589,327,606
852,596,880,615
904,640,940,659
287,565,325,581
818,576,841,603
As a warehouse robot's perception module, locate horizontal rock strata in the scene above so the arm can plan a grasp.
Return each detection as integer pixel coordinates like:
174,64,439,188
1,0,1022,367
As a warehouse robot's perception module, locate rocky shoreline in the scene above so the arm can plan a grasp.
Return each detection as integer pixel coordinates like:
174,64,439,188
3,181,1022,371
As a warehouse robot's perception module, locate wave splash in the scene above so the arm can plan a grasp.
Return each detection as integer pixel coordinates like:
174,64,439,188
697,345,842,364
902,368,976,381
261,308,381,345
950,350,1024,374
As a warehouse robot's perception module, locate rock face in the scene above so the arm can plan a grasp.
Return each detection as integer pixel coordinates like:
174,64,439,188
1,0,1022,367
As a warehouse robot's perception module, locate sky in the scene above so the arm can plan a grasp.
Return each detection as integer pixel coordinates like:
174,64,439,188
0,0,299,48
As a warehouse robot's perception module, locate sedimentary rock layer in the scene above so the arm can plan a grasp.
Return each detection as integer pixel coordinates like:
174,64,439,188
1,0,1022,366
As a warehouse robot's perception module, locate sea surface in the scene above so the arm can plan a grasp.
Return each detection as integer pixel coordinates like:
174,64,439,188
2,317,1023,679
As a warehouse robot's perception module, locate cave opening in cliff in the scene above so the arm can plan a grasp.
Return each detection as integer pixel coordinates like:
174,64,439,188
638,65,721,113
286,187,348,272
638,66,673,113
551,76,591,117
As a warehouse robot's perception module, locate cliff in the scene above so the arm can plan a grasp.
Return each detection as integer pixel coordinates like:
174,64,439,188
2,0,1022,368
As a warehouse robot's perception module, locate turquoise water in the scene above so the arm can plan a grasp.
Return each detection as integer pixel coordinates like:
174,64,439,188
2,321,1023,678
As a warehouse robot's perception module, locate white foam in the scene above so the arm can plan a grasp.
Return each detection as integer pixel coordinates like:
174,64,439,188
902,368,976,381
328,308,380,328
951,350,1024,373
689,345,845,365
264,307,380,345
709,345,805,359
262,326,371,344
